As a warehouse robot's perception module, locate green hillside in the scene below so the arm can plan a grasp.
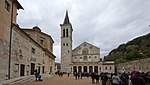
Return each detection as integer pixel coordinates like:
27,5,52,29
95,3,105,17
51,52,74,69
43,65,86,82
104,33,150,63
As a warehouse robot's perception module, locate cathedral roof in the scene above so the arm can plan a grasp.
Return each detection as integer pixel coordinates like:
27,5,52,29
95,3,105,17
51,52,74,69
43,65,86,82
73,41,100,51
63,11,70,24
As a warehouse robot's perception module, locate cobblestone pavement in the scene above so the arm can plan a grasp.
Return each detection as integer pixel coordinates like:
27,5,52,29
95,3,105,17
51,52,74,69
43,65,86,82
5,75,102,85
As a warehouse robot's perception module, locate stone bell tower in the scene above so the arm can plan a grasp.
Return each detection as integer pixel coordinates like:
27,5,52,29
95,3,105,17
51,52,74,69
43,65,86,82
60,11,73,73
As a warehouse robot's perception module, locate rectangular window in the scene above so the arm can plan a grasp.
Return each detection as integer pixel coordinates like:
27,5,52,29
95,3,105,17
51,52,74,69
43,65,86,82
5,0,10,12
40,39,44,45
31,48,35,54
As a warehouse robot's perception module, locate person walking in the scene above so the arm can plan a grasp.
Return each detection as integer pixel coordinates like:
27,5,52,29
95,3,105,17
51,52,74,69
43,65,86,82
112,73,121,85
131,71,146,85
91,72,95,83
120,72,129,85
74,72,78,80
95,73,100,84
34,69,38,81
68,73,70,77
101,73,108,85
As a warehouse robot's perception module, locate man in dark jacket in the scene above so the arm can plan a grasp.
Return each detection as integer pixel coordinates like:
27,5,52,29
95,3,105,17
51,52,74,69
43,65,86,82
131,71,146,85
91,72,95,83
120,72,129,85
101,73,108,85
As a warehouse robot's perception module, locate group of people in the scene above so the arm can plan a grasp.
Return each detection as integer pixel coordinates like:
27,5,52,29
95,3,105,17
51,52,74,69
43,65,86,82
89,70,150,85
74,72,83,80
34,69,43,81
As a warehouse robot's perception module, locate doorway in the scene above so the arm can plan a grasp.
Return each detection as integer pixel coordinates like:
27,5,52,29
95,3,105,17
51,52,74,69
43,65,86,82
31,63,35,75
20,64,25,76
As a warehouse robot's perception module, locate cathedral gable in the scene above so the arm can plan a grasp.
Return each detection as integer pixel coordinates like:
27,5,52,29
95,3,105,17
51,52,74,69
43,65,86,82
72,42,100,56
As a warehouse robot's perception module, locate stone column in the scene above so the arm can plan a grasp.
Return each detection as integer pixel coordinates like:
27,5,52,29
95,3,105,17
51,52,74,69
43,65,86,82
82,66,83,73
77,66,78,73
93,66,94,73
87,66,89,73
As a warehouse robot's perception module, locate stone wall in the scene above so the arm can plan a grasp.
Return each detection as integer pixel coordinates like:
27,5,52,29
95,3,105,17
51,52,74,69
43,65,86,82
10,26,45,79
116,58,150,73
0,39,9,80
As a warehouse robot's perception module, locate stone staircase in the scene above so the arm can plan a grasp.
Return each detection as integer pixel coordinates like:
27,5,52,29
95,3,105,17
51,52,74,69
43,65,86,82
8,76,35,84
0,74,52,85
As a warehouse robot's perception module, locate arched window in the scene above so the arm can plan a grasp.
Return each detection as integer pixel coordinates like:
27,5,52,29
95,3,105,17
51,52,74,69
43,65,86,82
63,29,65,37
66,29,68,37
82,48,89,55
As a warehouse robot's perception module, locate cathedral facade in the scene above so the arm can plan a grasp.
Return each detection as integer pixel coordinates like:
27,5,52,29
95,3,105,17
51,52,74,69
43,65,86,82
60,11,115,74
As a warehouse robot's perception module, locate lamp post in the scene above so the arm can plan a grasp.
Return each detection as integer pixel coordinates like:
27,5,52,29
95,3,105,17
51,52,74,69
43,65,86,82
8,0,15,79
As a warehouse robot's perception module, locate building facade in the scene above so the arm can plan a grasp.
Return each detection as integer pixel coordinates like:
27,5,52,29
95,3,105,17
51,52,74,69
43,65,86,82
0,0,23,80
54,63,61,74
60,11,114,74
22,26,55,74
0,0,55,81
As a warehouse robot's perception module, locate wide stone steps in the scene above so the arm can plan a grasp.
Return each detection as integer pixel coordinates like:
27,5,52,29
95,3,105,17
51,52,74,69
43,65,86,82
0,74,52,85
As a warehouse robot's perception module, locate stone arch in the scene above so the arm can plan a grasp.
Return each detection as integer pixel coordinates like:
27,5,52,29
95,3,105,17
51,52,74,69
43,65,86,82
78,66,82,73
73,66,77,73
89,66,93,73
83,66,87,72
66,29,68,37
94,66,98,73
63,29,65,37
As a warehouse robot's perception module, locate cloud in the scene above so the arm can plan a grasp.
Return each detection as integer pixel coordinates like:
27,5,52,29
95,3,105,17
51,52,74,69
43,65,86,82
17,0,150,62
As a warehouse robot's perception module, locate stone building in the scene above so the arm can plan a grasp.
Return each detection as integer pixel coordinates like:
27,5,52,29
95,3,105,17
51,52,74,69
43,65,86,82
54,63,61,73
0,0,23,80
22,26,55,74
0,0,55,81
60,11,114,74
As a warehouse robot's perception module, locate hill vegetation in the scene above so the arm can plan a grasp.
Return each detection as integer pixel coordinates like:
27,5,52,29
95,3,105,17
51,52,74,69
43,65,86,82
104,33,150,63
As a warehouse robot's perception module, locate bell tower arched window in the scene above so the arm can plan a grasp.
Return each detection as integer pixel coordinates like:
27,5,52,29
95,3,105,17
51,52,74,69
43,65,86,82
66,29,68,37
63,29,65,37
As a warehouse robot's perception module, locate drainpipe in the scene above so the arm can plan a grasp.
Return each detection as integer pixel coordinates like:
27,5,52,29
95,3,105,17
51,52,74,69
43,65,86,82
8,0,15,80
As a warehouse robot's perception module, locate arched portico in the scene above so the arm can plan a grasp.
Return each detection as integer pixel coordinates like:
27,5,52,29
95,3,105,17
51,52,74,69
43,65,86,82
94,66,98,73
89,66,93,73
83,66,87,72
73,66,77,73
78,66,82,72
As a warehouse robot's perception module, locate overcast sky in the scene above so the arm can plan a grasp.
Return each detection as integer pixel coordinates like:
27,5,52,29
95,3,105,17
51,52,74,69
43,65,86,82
17,0,150,63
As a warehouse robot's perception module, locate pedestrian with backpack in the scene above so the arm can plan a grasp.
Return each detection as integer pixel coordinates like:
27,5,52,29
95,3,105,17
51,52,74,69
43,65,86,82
120,72,129,85
112,73,121,85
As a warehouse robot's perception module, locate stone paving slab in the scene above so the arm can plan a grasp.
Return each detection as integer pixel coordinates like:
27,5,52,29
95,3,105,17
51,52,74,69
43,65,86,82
4,75,102,85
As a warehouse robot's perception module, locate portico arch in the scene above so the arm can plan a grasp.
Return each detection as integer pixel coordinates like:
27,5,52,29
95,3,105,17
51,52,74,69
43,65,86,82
73,66,77,73
94,66,98,73
78,66,82,73
89,66,93,73
83,66,87,72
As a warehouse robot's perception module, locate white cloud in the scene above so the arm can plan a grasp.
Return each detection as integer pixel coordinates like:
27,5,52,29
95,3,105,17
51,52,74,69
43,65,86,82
17,0,150,62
